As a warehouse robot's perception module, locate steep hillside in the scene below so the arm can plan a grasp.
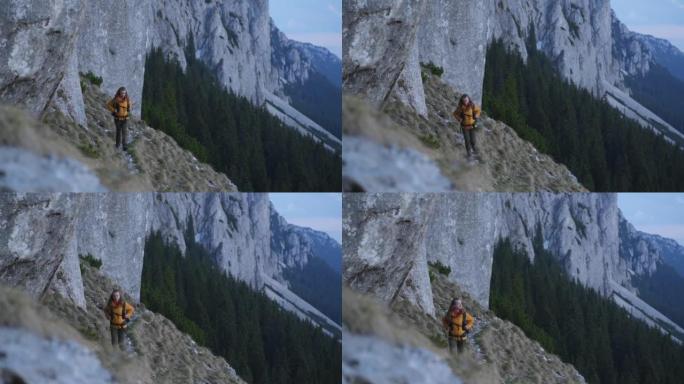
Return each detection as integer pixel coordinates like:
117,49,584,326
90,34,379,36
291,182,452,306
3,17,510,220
343,0,684,182
0,262,245,384
0,193,340,333
343,193,683,342
0,0,341,148
490,240,684,383
0,77,237,192
343,71,586,192
343,264,585,383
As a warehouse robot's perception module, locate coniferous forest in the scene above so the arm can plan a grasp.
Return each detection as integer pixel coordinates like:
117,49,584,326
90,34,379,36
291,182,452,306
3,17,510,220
490,231,684,384
141,44,341,192
483,34,684,191
625,63,684,136
140,230,341,384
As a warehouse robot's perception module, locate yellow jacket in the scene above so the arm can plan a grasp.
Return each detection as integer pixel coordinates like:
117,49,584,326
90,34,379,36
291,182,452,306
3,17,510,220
443,309,474,339
107,97,132,120
105,300,135,329
453,103,481,128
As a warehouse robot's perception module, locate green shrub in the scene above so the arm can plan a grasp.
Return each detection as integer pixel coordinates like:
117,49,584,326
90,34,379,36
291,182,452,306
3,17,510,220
419,133,441,149
428,261,451,276
79,254,102,270
421,62,444,77
78,143,99,159
80,71,103,87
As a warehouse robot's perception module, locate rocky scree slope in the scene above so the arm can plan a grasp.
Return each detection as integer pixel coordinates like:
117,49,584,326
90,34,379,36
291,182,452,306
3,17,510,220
0,263,245,384
0,0,341,148
0,78,237,192
0,192,341,333
343,192,684,341
343,71,587,192
343,266,585,384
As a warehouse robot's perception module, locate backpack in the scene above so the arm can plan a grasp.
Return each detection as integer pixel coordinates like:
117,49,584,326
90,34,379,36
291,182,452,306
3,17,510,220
447,308,469,336
112,97,130,117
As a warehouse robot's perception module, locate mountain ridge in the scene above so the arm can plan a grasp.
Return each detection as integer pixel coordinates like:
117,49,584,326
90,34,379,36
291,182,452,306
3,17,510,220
343,193,684,342
0,0,341,147
0,193,342,335
343,0,684,146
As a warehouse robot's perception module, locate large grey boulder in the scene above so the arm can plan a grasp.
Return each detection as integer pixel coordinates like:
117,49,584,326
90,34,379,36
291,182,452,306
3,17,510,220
0,0,83,118
342,0,427,108
343,193,436,315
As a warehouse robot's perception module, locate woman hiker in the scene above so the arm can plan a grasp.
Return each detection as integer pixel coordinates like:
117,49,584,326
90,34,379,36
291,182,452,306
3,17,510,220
106,87,133,151
442,298,475,354
104,288,135,349
453,94,482,159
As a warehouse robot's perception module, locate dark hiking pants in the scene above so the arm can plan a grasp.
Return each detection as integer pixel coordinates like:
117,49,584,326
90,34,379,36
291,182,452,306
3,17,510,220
448,336,466,354
110,326,125,349
461,125,477,155
115,119,128,149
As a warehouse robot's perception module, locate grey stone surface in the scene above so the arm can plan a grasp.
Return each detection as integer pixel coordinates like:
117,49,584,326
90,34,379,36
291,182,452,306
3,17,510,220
343,193,664,312
343,193,437,315
0,327,115,384
342,0,670,121
416,0,489,104
342,332,463,384
0,147,105,192
0,193,340,318
0,0,341,146
619,211,684,278
0,0,84,118
342,0,427,107
343,137,453,192
0,193,86,307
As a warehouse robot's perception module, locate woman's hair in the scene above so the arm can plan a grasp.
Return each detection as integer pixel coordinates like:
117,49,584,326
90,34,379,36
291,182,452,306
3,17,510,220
109,289,122,303
115,87,128,99
458,94,472,108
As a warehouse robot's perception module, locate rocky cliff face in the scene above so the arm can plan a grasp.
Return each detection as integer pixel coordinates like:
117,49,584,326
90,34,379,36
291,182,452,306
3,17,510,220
271,21,342,91
0,0,84,118
1,0,341,145
343,0,675,133
0,193,341,331
619,212,684,278
343,192,684,340
342,0,427,109
0,79,238,193
344,193,622,310
344,192,684,340
0,266,246,384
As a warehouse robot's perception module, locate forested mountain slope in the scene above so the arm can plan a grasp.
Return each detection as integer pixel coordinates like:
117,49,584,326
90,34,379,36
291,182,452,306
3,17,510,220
142,47,341,192
483,39,684,191
0,1,341,191
0,76,237,192
0,262,246,384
